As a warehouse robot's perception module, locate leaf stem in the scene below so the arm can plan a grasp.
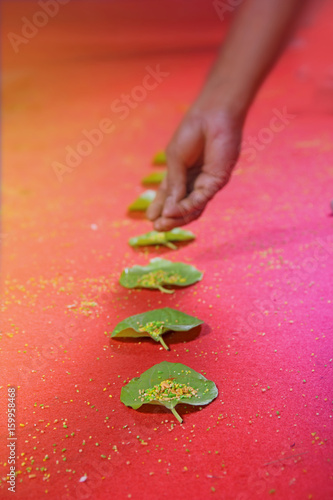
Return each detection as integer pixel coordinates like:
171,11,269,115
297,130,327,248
159,337,169,350
171,407,183,424
157,285,174,294
165,242,177,250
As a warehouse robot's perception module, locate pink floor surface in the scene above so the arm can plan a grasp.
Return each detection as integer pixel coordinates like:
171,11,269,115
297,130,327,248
1,1,333,499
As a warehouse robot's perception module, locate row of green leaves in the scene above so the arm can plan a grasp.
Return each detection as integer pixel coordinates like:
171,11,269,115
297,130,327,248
117,152,217,423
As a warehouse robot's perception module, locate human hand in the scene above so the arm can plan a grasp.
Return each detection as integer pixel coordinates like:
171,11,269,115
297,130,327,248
146,103,243,231
146,0,305,232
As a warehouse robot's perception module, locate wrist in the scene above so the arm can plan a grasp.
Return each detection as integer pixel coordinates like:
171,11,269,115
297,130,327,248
198,70,253,124
190,77,249,131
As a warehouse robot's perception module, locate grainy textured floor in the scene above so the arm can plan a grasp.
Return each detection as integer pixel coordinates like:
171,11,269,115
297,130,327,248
1,1,332,499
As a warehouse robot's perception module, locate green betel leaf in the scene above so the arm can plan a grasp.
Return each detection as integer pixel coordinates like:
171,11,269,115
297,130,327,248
129,231,170,249
142,171,166,186
152,150,167,166
128,190,156,212
128,228,196,250
111,307,203,350
119,258,203,294
164,228,196,243
121,361,218,423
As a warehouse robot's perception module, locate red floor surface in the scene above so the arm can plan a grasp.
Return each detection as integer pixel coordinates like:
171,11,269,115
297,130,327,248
1,1,333,499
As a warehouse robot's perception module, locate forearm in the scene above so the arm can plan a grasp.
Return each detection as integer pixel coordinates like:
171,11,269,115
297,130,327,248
195,0,304,120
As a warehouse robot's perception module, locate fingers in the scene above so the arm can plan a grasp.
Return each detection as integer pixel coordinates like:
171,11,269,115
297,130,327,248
146,176,168,221
161,154,187,219
153,207,203,231
161,119,203,219
149,170,205,230
153,182,209,230
153,182,213,231
147,115,203,223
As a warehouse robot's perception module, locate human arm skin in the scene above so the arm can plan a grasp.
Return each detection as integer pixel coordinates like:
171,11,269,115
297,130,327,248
147,0,304,230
